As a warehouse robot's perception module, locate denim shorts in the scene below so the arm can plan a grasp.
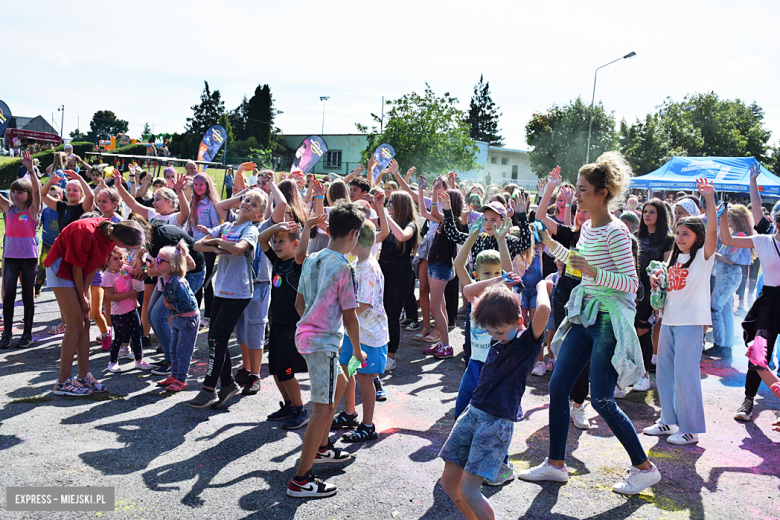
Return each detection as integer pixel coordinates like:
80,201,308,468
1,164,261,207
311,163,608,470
235,282,270,349
520,287,537,309
339,336,387,375
439,404,513,481
46,258,75,288
427,262,452,282
302,350,342,405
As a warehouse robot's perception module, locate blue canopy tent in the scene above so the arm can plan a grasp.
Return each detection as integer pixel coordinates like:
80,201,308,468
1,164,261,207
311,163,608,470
630,157,780,198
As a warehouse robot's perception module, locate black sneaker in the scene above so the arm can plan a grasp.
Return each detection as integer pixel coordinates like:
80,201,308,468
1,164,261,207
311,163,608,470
283,406,310,430
268,401,293,421
185,389,219,408
704,345,733,359
211,381,241,409
242,375,261,395
151,364,171,376
287,473,337,498
15,333,33,349
142,336,152,349
0,333,12,349
155,346,163,354
313,442,351,464
234,368,250,386
735,397,754,421
331,410,359,430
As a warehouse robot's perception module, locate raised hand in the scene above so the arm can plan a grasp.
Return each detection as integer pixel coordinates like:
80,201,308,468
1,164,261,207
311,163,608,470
537,178,546,193
495,217,511,240
21,150,34,173
389,159,399,176
417,175,426,190
305,213,327,229
514,191,530,213
238,162,257,172
438,190,451,210
447,170,457,185
548,165,562,188
749,163,761,180
462,203,473,217
173,173,186,191
501,270,522,289
696,177,715,198
351,164,367,177
406,165,416,178
560,184,574,204
469,215,484,235
372,189,386,209
312,179,326,197
278,221,301,233
63,169,80,180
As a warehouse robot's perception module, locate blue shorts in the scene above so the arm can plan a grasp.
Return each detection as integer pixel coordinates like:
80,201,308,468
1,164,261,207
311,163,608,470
427,263,452,282
46,258,75,288
339,336,387,375
235,282,270,349
521,287,537,309
439,404,514,481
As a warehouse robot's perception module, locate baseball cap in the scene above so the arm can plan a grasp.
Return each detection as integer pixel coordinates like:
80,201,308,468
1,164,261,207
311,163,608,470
63,143,73,150
478,201,507,218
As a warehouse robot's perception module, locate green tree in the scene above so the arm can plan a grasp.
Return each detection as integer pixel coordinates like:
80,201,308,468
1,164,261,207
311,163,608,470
185,81,226,137
247,84,274,148
142,122,152,137
356,83,479,176
87,110,129,142
466,74,503,146
525,96,616,181
619,92,772,175
228,96,251,141
69,128,89,142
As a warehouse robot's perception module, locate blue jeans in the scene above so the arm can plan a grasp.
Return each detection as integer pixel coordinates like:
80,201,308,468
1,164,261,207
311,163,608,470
171,315,200,382
549,312,648,466
711,262,741,348
148,270,204,365
657,325,706,433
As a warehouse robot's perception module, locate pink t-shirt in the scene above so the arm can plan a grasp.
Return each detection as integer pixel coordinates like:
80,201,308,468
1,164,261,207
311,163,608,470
4,206,38,259
101,269,140,316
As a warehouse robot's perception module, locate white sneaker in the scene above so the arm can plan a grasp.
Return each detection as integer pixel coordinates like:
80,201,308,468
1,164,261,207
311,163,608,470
643,421,678,436
518,458,569,483
119,346,133,359
570,401,590,430
107,362,122,373
134,360,154,371
633,375,651,392
612,463,661,495
531,361,546,376
483,461,515,486
385,357,397,371
200,317,210,329
667,431,698,445
614,386,627,399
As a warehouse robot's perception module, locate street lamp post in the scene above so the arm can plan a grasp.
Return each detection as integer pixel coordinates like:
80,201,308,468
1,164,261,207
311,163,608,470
585,51,636,163
320,96,329,134
57,105,64,140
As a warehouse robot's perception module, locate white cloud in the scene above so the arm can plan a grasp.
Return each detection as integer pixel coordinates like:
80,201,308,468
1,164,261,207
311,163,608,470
42,52,70,68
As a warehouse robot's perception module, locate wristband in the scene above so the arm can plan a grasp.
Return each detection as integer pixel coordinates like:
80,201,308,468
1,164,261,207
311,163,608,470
315,195,324,199
566,204,572,208
430,203,438,207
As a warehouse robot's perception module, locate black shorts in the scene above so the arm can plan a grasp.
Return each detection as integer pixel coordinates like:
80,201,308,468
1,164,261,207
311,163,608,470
268,322,308,382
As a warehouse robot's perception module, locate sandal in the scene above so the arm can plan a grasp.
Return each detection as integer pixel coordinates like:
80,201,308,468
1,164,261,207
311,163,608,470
331,410,359,430
342,423,378,443
48,323,66,335
421,333,441,343
413,331,431,341
166,379,187,392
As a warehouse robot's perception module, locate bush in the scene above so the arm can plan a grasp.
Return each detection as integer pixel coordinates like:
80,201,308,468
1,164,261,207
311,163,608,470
0,141,94,187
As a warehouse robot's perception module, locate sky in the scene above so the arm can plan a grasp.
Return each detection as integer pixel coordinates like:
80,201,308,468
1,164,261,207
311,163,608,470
5,0,780,153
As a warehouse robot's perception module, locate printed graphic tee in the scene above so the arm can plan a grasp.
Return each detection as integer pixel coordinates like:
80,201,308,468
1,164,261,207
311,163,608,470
662,249,715,326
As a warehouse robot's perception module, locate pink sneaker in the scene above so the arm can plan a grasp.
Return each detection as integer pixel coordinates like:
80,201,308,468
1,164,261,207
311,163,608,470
433,345,454,359
423,342,443,355
100,332,112,351
771,382,780,399
747,336,768,368
134,360,154,371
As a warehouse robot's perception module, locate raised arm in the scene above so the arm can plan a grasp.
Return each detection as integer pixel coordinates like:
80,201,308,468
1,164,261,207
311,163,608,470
698,178,718,260
560,184,574,227
369,190,391,243
494,218,514,273
297,214,326,264
111,170,149,218
173,174,190,226
749,163,765,226
454,223,480,288
391,161,414,195
531,279,552,342
267,176,289,223
65,170,94,213
536,167,562,234
40,173,60,211
23,152,42,220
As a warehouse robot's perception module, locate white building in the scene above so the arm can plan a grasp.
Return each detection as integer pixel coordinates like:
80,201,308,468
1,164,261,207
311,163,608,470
457,141,536,186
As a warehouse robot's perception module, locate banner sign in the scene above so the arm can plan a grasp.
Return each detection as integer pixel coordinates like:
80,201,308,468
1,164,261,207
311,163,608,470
196,125,227,172
290,136,327,177
371,143,395,181
0,100,12,136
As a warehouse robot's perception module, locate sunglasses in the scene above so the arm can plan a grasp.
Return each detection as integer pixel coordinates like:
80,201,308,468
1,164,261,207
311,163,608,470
155,257,169,266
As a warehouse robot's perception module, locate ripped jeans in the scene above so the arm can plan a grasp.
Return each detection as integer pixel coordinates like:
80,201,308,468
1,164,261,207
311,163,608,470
548,312,648,466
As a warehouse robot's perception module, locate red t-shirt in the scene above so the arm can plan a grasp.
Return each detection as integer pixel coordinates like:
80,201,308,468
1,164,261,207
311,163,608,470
44,218,115,281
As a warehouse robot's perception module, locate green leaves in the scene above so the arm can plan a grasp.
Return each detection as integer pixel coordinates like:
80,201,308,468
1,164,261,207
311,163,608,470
357,83,480,177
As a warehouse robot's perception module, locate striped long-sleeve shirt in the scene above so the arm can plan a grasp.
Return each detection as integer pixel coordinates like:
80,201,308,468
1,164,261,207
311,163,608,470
550,219,638,294
443,209,532,258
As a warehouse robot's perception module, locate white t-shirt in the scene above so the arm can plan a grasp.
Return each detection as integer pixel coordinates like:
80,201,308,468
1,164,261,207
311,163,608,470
662,249,715,326
146,207,183,228
751,234,780,287
470,316,492,363
355,257,389,347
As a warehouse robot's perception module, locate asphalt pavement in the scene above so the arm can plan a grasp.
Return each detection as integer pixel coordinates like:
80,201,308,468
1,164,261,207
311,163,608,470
0,289,778,519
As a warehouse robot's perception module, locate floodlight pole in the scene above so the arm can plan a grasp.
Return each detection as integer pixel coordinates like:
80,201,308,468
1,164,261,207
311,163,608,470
586,52,636,163
320,96,330,134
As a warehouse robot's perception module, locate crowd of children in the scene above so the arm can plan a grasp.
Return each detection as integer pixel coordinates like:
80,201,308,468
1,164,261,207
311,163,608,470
2,146,780,515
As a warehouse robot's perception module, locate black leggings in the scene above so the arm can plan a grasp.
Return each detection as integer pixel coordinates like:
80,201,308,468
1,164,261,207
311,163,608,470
381,260,414,355
204,296,250,389
3,257,36,335
745,296,780,398
445,277,459,327
737,258,760,303
110,309,143,363
195,252,217,318
404,279,418,323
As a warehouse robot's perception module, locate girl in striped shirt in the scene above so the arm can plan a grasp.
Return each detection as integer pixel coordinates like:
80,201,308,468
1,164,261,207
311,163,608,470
520,152,661,496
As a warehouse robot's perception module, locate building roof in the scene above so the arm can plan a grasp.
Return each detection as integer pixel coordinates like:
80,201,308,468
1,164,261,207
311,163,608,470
488,146,528,154
10,116,58,135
